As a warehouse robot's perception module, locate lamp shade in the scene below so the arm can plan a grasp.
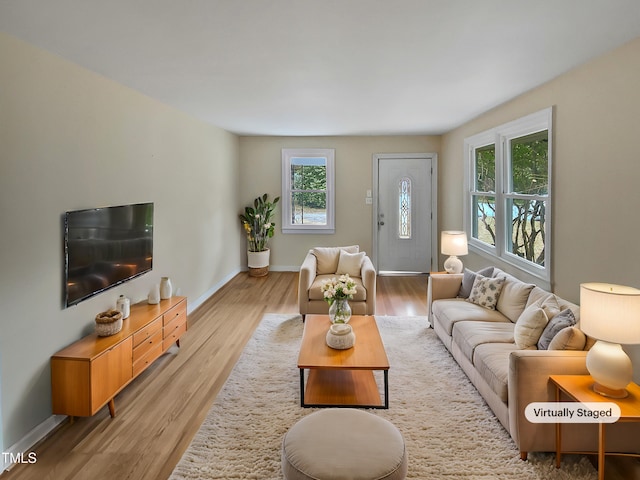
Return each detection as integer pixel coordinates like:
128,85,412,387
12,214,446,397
441,231,468,256
580,283,640,345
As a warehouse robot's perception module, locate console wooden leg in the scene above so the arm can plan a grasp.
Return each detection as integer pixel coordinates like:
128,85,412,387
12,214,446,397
108,399,116,418
176,338,181,348
520,451,528,461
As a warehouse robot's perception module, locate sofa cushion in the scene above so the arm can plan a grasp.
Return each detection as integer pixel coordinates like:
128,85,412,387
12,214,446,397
537,308,577,350
432,298,510,336
312,245,359,274
468,275,506,310
459,266,494,298
473,343,520,403
309,274,367,301
548,326,587,351
336,250,365,277
495,275,535,322
452,321,515,364
514,306,549,349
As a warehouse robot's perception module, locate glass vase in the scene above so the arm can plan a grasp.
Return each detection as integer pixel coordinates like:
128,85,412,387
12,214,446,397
328,298,352,324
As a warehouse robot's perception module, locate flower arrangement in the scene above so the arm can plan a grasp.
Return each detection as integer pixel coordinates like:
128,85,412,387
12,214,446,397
321,274,357,304
239,193,280,252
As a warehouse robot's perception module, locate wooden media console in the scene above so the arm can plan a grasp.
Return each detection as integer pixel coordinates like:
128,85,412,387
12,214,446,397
51,296,187,418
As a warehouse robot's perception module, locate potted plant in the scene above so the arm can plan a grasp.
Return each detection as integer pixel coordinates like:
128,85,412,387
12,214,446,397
239,193,280,277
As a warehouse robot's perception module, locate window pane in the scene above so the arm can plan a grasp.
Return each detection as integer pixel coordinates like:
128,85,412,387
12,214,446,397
510,131,548,195
398,177,411,239
472,195,496,246
475,144,495,192
291,157,327,190
508,198,546,266
291,192,327,225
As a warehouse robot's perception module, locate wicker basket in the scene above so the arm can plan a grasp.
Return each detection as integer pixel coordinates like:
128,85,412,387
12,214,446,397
95,309,123,337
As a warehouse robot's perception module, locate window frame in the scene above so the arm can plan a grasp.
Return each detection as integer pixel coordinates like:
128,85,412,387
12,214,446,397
463,107,552,282
281,148,335,234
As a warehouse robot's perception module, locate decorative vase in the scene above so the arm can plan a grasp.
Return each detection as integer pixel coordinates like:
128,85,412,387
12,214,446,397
247,249,270,277
326,323,356,350
328,298,352,324
148,284,160,304
160,277,173,299
116,295,130,319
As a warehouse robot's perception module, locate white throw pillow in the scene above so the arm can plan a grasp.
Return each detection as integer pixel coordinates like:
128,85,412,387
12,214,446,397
467,275,506,310
312,245,359,274
548,326,586,351
495,277,535,322
514,305,549,349
336,251,365,277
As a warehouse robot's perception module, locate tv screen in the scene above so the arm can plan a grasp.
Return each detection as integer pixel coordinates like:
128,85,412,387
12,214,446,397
64,203,153,307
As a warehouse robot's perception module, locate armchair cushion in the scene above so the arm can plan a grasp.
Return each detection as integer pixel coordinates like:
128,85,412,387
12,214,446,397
336,251,366,277
309,275,367,302
312,245,359,274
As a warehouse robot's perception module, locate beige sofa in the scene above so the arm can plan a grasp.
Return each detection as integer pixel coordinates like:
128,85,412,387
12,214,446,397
298,245,376,320
428,267,639,460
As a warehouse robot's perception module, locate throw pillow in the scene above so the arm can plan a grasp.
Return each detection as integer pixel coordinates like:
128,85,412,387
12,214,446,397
548,326,587,351
495,276,535,322
312,245,359,274
336,251,365,277
514,305,549,349
458,266,495,298
467,274,505,310
537,309,577,350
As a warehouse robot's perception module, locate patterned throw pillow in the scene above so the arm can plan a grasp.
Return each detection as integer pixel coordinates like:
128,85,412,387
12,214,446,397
467,275,506,310
458,266,495,298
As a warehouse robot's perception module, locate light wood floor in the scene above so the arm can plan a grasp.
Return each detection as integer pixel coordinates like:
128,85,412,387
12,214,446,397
2,273,638,479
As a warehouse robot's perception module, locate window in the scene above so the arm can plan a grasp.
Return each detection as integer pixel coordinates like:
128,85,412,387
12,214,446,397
464,108,552,281
281,148,335,234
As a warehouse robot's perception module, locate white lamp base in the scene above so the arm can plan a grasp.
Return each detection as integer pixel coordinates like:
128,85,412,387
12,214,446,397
586,340,632,399
444,255,463,274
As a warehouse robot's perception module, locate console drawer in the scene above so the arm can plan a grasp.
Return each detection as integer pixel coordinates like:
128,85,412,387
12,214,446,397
163,300,186,326
133,342,163,377
163,320,187,351
132,317,162,348
133,329,162,364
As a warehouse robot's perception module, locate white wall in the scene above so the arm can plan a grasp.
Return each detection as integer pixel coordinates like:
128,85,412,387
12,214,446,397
440,36,640,380
239,135,440,269
0,33,241,451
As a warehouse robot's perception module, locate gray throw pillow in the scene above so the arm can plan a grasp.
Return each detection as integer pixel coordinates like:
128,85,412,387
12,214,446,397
458,266,495,298
537,309,577,350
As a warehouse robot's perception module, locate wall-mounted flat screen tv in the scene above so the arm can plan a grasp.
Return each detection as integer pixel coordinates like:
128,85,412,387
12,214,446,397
64,202,153,307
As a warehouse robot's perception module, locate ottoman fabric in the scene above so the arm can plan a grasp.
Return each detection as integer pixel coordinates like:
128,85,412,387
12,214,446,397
282,409,407,480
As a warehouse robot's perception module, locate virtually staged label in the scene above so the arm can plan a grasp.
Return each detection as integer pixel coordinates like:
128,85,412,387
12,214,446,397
525,402,620,423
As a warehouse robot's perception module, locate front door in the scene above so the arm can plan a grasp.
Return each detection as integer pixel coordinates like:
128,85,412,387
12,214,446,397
375,154,435,273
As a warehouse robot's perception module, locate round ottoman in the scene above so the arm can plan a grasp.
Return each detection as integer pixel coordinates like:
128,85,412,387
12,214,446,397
282,409,407,480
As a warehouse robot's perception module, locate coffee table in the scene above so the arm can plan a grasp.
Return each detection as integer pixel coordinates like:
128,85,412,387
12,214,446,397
297,315,390,409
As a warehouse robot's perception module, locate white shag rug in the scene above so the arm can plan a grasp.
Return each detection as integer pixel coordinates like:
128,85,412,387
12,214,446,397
171,314,596,479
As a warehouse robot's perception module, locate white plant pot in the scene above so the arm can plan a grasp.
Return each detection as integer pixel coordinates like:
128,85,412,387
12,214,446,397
247,249,270,277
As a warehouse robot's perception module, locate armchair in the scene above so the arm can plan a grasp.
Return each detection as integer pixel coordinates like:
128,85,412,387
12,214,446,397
298,246,376,320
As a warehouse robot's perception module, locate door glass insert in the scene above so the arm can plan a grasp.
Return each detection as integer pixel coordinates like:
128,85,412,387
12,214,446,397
399,177,411,239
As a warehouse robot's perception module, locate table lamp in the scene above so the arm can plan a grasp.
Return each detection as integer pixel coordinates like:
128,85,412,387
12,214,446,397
441,231,468,274
580,282,640,398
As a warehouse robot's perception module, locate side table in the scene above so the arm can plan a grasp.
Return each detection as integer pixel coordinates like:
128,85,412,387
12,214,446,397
549,374,640,480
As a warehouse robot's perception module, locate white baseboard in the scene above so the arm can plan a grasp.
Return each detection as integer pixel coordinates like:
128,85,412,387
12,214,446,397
2,414,67,473
188,267,241,313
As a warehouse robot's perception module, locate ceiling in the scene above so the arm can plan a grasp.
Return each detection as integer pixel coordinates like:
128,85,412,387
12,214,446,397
2,1,640,136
